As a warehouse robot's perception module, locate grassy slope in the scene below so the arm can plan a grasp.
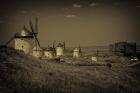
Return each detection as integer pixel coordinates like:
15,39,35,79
0,46,140,93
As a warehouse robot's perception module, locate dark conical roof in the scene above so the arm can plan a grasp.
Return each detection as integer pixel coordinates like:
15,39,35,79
33,45,42,51
43,46,54,51
15,26,33,38
57,43,63,47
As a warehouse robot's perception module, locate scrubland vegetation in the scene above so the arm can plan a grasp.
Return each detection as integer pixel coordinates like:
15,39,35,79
0,46,140,93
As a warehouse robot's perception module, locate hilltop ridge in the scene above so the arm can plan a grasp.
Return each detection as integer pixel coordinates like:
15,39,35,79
0,46,140,93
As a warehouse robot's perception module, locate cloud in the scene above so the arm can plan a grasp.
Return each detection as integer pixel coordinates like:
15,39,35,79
72,4,82,8
89,2,97,7
64,14,77,18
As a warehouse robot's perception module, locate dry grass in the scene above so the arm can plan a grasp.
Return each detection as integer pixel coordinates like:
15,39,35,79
0,46,140,93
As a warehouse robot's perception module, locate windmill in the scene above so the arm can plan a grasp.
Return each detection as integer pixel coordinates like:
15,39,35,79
30,17,43,58
5,25,31,46
29,17,41,50
63,40,66,51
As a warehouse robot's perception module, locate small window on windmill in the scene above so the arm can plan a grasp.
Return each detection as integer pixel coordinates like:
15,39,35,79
22,46,24,48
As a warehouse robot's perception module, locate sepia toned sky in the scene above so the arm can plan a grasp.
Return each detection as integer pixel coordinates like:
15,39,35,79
0,0,140,47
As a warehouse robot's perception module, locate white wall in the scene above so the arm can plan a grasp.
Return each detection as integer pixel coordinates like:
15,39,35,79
56,47,64,56
15,38,34,54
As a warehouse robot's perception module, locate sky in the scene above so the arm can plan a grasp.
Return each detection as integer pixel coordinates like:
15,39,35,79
0,0,140,47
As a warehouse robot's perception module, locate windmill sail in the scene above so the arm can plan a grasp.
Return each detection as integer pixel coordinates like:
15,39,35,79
5,36,14,46
29,19,40,47
53,41,55,48
35,17,38,34
63,40,66,50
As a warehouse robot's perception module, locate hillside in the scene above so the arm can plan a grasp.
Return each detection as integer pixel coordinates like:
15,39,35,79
0,46,140,93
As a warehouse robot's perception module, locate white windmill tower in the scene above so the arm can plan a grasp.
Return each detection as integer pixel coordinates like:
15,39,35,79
31,17,43,58
44,46,54,59
14,25,34,54
5,17,42,57
73,45,82,58
56,42,64,57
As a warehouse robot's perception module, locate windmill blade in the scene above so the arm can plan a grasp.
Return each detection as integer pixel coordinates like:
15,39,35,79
34,17,41,47
23,25,30,32
53,41,55,48
79,44,81,51
34,38,38,51
63,40,66,50
29,20,41,47
5,36,14,46
29,20,34,33
35,36,40,47
30,28,41,47
35,17,38,34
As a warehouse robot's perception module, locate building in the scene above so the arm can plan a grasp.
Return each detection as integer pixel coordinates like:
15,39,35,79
91,56,97,62
56,43,64,57
43,46,55,59
109,42,136,56
73,47,82,58
32,45,43,58
14,26,34,54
